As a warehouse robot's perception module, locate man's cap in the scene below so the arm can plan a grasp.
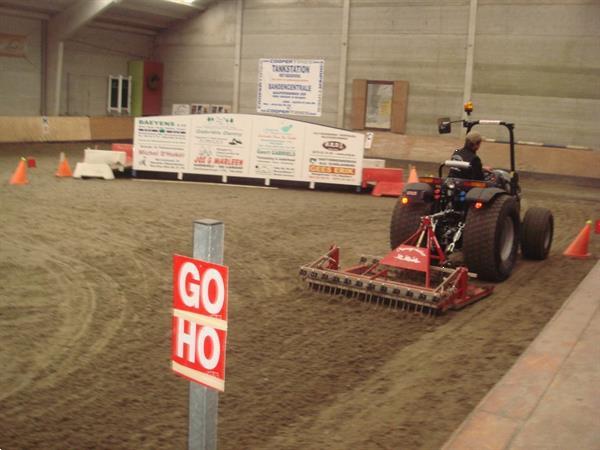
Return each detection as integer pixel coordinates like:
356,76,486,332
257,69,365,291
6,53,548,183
465,130,482,145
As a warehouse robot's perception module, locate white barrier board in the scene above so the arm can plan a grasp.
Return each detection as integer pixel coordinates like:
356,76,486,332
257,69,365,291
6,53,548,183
188,114,253,176
303,128,363,184
134,114,364,186
249,116,304,180
134,116,190,172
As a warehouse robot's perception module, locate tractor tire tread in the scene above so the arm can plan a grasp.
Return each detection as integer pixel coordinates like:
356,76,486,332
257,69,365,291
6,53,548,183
463,195,519,282
390,202,429,249
521,207,553,260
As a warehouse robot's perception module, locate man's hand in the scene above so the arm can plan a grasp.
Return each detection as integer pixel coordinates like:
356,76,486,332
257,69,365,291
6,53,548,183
483,168,496,183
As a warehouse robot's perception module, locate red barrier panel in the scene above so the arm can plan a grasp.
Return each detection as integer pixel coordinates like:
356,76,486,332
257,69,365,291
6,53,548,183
111,143,133,166
361,168,404,197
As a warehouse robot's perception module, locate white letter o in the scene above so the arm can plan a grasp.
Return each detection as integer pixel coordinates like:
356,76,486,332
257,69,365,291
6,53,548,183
201,268,225,315
198,327,220,370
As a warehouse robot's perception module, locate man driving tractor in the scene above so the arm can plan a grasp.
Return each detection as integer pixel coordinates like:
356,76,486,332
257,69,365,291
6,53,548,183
449,130,484,180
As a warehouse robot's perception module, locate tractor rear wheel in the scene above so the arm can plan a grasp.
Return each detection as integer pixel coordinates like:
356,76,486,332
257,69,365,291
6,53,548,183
521,207,553,260
463,195,520,282
390,202,430,249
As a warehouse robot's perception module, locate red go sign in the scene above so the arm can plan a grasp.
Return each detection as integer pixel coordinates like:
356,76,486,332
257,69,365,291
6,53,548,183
172,254,228,392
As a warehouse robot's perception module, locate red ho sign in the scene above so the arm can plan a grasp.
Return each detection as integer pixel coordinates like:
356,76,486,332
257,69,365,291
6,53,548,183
172,254,228,392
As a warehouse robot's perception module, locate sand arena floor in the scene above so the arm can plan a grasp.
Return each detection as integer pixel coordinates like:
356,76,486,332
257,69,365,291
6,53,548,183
1,143,599,450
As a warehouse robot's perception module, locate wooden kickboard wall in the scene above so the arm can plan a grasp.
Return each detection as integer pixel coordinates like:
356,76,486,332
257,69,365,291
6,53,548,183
0,117,134,143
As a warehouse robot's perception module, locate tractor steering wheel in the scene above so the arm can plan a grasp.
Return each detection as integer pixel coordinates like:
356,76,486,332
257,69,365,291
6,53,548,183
483,167,496,183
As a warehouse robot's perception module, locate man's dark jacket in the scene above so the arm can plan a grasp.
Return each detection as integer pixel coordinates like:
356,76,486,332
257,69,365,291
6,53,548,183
449,146,484,180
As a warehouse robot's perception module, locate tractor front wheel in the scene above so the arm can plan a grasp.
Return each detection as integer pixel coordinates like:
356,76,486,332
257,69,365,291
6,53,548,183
463,195,520,282
521,207,554,260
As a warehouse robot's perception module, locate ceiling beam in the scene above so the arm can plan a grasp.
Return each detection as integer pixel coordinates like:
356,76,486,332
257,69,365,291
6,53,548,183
48,0,121,41
113,2,189,20
100,11,170,28
0,0,61,14
90,20,158,36
160,0,205,10
0,6,49,20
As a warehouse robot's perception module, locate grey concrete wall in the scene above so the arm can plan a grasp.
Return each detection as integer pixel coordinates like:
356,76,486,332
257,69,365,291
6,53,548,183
153,0,345,124
62,27,153,116
473,1,600,149
0,13,153,117
0,15,42,116
3,1,592,146
154,0,237,114
346,0,470,135
238,0,343,126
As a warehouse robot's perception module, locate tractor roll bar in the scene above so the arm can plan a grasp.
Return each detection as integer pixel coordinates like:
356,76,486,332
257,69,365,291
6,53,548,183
437,116,518,195
464,120,515,174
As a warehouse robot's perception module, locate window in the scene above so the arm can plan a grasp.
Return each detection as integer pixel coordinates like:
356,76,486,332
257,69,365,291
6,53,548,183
107,75,132,115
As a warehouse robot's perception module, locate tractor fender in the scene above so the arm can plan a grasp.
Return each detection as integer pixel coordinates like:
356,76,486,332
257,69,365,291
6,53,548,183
402,182,433,202
465,187,506,204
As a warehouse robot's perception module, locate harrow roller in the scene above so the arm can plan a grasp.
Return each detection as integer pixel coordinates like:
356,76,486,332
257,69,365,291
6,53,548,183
299,216,493,314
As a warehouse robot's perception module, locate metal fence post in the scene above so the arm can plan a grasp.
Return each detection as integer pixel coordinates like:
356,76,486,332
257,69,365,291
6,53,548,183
189,219,223,450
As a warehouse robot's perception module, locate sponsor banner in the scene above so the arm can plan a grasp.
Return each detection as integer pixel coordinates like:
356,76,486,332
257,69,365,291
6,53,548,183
188,114,252,176
134,116,189,172
0,33,26,57
249,116,304,180
134,114,364,186
303,127,364,185
257,59,324,117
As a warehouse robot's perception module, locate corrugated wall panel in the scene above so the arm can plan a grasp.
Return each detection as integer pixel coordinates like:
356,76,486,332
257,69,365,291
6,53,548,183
3,0,599,149
345,1,469,134
61,27,153,116
150,0,600,148
0,15,42,116
238,0,343,125
155,0,237,113
473,2,600,148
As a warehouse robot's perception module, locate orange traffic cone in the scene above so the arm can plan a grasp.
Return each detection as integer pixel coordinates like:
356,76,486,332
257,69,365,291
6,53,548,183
563,220,592,259
9,158,29,185
55,152,73,177
407,165,419,184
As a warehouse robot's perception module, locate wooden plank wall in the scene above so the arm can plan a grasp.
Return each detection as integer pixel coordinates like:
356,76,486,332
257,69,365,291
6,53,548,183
0,117,133,143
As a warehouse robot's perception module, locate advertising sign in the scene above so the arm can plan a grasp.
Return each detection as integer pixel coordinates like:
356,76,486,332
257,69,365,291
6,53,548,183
257,59,324,117
133,116,190,172
249,116,304,180
134,114,364,187
172,104,191,115
303,127,364,185
172,255,228,392
188,114,252,176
